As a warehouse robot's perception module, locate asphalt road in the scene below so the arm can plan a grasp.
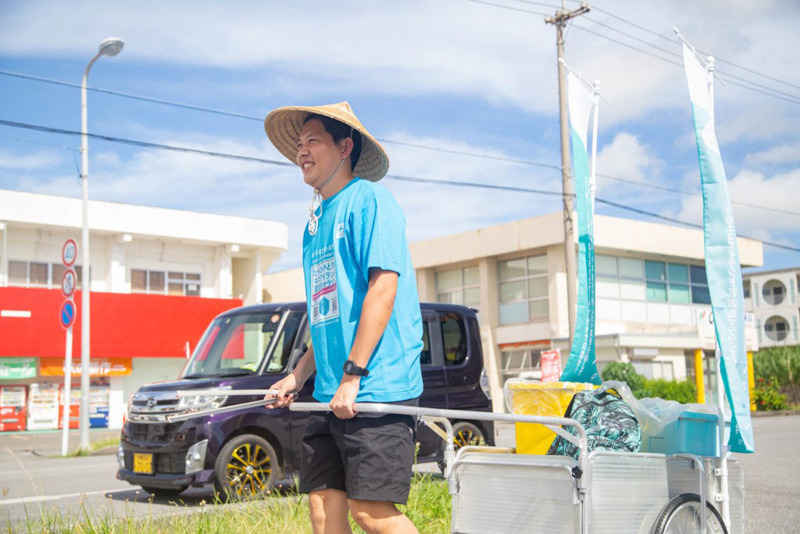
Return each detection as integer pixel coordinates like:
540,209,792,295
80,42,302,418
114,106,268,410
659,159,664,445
0,417,796,532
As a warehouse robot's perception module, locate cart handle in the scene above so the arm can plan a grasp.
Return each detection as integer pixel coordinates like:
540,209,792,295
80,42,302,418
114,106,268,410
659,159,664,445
289,402,589,454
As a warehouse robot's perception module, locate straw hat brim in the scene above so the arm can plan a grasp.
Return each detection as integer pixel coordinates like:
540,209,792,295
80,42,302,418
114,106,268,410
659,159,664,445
264,102,389,182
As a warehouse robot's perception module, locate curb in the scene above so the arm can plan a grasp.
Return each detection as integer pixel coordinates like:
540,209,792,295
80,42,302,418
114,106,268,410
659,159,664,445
751,409,800,417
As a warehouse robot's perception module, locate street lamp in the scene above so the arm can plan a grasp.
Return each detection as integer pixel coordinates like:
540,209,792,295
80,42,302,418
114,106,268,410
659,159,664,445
79,37,123,450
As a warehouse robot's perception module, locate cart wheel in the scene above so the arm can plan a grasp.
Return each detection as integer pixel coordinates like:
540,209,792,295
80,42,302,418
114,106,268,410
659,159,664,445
214,434,278,501
141,486,187,498
650,493,728,534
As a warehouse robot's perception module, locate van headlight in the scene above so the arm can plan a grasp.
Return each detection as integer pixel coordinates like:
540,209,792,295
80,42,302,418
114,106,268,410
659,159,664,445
176,392,228,413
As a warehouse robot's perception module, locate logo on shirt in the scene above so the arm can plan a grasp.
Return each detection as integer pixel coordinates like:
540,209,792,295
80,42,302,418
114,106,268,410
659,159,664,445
335,222,345,240
310,257,339,325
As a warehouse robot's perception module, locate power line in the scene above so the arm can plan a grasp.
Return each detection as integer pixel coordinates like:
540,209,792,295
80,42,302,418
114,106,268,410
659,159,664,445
3,117,798,218
0,117,796,253
472,2,800,106
585,2,800,93
466,0,549,16
0,119,293,168
569,24,800,105
569,24,683,68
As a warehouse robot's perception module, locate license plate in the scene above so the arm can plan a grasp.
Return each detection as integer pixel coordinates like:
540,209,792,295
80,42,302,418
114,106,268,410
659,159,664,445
133,453,153,474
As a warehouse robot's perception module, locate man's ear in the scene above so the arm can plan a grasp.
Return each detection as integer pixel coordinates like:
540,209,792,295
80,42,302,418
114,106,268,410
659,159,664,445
341,137,354,160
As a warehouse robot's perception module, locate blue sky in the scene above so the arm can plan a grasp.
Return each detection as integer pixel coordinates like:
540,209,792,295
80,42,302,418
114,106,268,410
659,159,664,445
1,0,798,272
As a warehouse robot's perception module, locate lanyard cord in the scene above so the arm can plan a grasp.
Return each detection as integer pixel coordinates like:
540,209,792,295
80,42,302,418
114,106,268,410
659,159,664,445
308,157,346,236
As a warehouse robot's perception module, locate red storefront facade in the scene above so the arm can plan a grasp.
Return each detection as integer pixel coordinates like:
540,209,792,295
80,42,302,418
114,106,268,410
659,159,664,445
0,287,242,431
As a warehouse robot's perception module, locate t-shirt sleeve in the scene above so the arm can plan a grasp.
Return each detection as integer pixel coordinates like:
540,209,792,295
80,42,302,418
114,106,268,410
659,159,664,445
352,185,406,281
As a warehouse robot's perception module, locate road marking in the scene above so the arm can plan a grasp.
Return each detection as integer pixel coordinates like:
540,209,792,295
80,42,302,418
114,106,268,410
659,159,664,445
0,488,130,506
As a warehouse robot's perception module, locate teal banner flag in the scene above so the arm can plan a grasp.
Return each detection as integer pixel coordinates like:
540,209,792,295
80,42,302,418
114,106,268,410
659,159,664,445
561,70,600,385
682,43,754,453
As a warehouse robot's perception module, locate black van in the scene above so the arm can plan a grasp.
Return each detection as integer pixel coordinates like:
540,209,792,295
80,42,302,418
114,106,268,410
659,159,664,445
116,302,493,499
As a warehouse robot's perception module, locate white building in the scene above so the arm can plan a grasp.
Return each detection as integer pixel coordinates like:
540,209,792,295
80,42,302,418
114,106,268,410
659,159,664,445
264,212,763,403
0,189,287,430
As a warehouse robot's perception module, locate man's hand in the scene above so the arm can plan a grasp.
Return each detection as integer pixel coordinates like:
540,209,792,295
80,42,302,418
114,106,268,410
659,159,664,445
267,374,298,408
330,376,360,419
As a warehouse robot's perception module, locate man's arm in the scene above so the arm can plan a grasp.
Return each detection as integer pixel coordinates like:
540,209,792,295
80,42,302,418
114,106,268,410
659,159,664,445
329,268,397,419
267,344,316,408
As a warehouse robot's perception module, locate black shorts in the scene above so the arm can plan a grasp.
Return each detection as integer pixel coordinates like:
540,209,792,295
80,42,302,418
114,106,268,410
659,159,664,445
299,409,417,505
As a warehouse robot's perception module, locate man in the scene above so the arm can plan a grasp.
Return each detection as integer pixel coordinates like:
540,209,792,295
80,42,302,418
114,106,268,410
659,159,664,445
264,102,423,534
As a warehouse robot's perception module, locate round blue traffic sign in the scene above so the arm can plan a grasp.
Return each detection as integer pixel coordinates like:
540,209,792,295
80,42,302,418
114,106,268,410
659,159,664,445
60,300,76,329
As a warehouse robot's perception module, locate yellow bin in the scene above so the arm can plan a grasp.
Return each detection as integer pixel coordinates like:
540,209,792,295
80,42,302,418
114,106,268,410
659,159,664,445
506,381,596,455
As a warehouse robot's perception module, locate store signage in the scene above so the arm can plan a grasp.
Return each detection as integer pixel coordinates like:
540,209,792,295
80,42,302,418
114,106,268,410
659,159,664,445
40,357,132,377
540,349,562,383
695,309,758,351
0,357,37,379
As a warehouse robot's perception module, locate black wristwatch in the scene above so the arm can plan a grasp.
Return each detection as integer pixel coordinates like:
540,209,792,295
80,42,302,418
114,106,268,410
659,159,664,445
343,360,369,377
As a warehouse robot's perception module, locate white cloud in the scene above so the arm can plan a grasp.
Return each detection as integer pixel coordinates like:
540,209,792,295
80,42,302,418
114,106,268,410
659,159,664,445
0,149,67,170
596,132,662,183
2,0,798,128
676,168,800,240
745,141,800,166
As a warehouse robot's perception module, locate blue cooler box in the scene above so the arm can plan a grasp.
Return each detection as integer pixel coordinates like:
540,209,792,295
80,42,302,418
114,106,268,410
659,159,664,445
644,411,720,457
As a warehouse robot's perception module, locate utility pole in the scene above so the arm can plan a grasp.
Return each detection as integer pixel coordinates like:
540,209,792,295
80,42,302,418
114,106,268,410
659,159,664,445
545,1,590,343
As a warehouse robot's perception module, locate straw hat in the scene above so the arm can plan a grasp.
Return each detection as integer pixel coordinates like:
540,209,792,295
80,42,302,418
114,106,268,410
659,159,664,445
264,101,389,182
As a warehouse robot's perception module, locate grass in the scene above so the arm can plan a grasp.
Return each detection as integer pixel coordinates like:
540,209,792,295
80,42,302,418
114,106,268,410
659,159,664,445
65,435,121,458
11,474,451,534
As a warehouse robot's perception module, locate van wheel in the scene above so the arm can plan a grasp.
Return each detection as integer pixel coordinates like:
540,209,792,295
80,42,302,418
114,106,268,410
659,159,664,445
453,421,486,449
141,486,187,498
438,421,486,474
214,434,278,501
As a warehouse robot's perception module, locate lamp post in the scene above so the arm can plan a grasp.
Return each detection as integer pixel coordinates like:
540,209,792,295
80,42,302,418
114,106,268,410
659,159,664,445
79,37,123,450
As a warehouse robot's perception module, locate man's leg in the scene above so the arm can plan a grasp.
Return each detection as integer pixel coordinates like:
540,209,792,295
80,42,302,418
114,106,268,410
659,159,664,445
309,489,352,534
301,415,350,533
347,499,418,534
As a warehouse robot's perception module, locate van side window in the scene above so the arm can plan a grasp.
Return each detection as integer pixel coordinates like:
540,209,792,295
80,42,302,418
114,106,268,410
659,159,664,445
265,312,304,373
420,318,432,365
440,313,467,366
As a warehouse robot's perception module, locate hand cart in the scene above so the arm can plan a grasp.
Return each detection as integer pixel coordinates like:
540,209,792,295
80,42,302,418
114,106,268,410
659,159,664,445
288,401,743,534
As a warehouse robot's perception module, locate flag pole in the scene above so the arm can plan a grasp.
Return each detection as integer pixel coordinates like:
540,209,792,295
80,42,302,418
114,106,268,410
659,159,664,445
706,52,731,528
590,81,601,213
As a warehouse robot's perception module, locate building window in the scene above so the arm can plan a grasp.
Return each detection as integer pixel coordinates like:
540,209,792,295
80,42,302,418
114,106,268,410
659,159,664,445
762,280,786,306
8,261,83,288
499,347,542,379
436,266,480,310
597,256,707,305
689,265,711,304
645,260,696,304
743,282,751,299
132,269,201,296
764,315,789,342
498,255,549,325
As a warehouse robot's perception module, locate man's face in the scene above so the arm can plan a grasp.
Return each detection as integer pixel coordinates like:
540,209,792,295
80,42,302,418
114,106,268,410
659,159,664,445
296,118,344,188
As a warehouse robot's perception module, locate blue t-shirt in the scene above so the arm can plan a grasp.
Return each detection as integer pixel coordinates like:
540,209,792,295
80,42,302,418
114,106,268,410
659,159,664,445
302,177,424,403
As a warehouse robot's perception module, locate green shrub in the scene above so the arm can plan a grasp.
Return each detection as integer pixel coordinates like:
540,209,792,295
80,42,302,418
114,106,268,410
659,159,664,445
754,377,788,411
640,379,697,404
753,346,800,388
601,362,646,397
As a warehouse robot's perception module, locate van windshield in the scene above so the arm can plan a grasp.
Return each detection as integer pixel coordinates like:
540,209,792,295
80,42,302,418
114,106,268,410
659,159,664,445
181,311,304,378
